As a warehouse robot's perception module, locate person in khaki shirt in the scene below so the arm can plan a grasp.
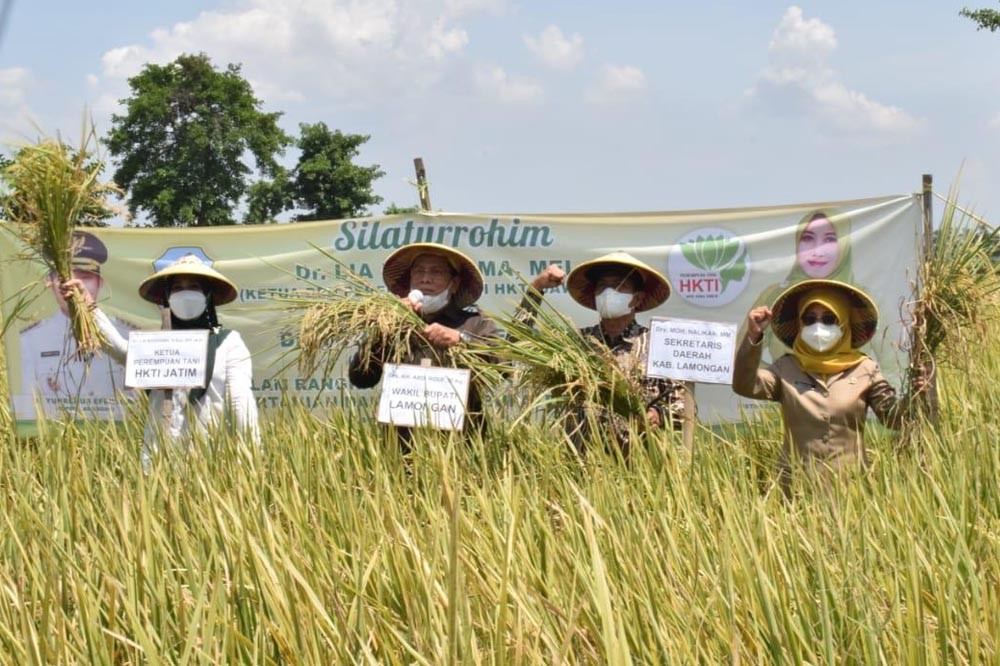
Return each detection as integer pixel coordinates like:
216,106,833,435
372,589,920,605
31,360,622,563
733,279,915,488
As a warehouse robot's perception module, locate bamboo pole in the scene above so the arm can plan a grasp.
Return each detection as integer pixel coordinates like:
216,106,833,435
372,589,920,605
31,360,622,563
919,174,939,423
414,158,432,211
682,381,696,451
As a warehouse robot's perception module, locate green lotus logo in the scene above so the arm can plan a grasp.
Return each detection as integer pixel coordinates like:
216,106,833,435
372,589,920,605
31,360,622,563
680,235,748,290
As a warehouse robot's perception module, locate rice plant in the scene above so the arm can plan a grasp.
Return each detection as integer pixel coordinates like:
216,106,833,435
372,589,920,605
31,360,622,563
1,124,120,356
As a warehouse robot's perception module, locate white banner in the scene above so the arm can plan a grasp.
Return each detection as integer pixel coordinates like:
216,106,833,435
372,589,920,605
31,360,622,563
2,193,922,430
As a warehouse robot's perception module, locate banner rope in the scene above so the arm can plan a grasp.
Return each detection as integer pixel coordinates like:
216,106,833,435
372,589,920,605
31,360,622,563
932,191,995,229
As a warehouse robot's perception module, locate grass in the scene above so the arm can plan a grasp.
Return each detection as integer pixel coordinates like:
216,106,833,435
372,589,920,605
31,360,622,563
0,198,998,662
0,309,998,663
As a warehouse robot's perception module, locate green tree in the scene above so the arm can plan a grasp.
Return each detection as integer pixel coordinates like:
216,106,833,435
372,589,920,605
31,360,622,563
290,122,383,221
245,167,291,223
245,122,385,223
106,53,291,227
383,202,420,215
960,4,1000,31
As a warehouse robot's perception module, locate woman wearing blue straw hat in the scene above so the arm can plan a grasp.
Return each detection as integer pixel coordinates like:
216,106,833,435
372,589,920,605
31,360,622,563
733,278,919,487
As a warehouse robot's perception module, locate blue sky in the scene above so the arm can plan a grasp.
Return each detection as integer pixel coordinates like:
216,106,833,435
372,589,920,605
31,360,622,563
1,0,998,223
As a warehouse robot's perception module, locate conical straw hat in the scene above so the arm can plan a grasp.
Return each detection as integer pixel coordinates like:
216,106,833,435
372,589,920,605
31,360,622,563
382,243,483,307
138,254,238,305
566,251,671,312
770,278,878,349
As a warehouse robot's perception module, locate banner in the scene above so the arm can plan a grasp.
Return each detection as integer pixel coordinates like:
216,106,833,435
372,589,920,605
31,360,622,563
1,194,922,432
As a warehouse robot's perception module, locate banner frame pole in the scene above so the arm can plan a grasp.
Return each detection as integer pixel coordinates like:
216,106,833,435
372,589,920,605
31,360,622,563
916,173,939,425
414,157,432,211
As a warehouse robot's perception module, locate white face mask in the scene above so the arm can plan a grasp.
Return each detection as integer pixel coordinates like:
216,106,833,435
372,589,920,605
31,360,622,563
595,287,634,319
168,290,207,321
800,322,843,352
419,288,451,316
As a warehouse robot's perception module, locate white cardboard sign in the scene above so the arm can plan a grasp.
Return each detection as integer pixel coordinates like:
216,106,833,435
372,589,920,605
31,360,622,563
125,330,210,389
377,363,471,431
646,317,738,385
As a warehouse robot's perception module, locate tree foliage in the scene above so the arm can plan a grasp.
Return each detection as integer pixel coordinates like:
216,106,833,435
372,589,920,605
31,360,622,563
960,4,1000,31
383,202,420,215
245,122,384,223
106,53,291,227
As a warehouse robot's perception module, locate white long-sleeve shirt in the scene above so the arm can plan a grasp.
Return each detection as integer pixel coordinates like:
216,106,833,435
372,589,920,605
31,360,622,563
94,308,260,448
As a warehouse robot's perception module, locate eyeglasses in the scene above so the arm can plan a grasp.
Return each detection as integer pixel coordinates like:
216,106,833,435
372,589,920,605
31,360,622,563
801,313,839,326
410,267,454,279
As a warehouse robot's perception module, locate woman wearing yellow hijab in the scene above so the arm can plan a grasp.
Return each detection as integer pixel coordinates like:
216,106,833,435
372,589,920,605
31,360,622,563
732,279,913,488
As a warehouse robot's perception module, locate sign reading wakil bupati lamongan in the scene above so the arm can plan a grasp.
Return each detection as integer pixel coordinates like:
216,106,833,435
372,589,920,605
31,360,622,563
377,364,471,430
125,330,210,389
646,317,738,385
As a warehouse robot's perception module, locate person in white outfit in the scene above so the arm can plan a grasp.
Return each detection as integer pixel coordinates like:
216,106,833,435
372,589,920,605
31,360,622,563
62,254,260,462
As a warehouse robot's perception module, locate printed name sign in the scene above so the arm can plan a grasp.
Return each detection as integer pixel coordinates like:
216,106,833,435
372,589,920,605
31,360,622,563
646,317,738,385
125,330,210,389
377,364,472,431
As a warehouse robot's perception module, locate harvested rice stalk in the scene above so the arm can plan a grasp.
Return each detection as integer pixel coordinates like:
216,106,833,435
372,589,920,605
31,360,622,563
2,127,119,357
278,253,503,391
484,291,647,425
909,187,1000,419
280,267,425,376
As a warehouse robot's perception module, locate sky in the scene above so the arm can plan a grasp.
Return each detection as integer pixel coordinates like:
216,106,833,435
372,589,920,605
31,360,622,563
1,0,998,224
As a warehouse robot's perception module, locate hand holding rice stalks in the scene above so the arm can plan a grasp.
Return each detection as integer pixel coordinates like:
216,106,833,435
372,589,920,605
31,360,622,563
2,128,119,357
279,263,426,377
486,294,647,426
278,253,501,388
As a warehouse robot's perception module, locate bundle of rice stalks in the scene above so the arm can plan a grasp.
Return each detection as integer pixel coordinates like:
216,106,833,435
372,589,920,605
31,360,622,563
1,128,118,356
278,251,503,391
912,191,1000,363
909,187,1000,420
485,291,648,428
278,263,425,377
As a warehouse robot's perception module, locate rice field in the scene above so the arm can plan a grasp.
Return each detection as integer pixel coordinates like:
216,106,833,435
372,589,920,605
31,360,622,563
0,303,998,664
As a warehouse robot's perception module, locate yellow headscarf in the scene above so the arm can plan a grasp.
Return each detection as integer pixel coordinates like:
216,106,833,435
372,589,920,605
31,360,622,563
791,287,867,375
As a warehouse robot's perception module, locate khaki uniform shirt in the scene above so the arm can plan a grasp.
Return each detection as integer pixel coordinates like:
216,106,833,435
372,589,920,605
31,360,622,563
732,334,902,472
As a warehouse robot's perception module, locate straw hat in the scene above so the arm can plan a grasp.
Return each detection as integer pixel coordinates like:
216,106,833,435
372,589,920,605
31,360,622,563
566,251,672,312
382,243,484,307
770,279,878,349
138,254,239,305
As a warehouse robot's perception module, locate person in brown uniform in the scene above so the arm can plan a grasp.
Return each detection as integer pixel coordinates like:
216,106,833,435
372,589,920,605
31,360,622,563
525,252,685,453
733,279,915,489
348,243,497,448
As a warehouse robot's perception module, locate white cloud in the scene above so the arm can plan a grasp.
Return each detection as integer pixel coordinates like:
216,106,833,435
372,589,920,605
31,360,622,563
746,6,922,135
768,6,836,61
444,0,506,17
586,64,646,104
474,65,543,104
0,67,33,133
428,18,469,60
0,67,30,108
988,113,1000,131
96,0,489,107
524,25,583,70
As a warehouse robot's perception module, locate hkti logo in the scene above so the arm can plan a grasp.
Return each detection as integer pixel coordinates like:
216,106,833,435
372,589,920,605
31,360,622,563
667,228,750,307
